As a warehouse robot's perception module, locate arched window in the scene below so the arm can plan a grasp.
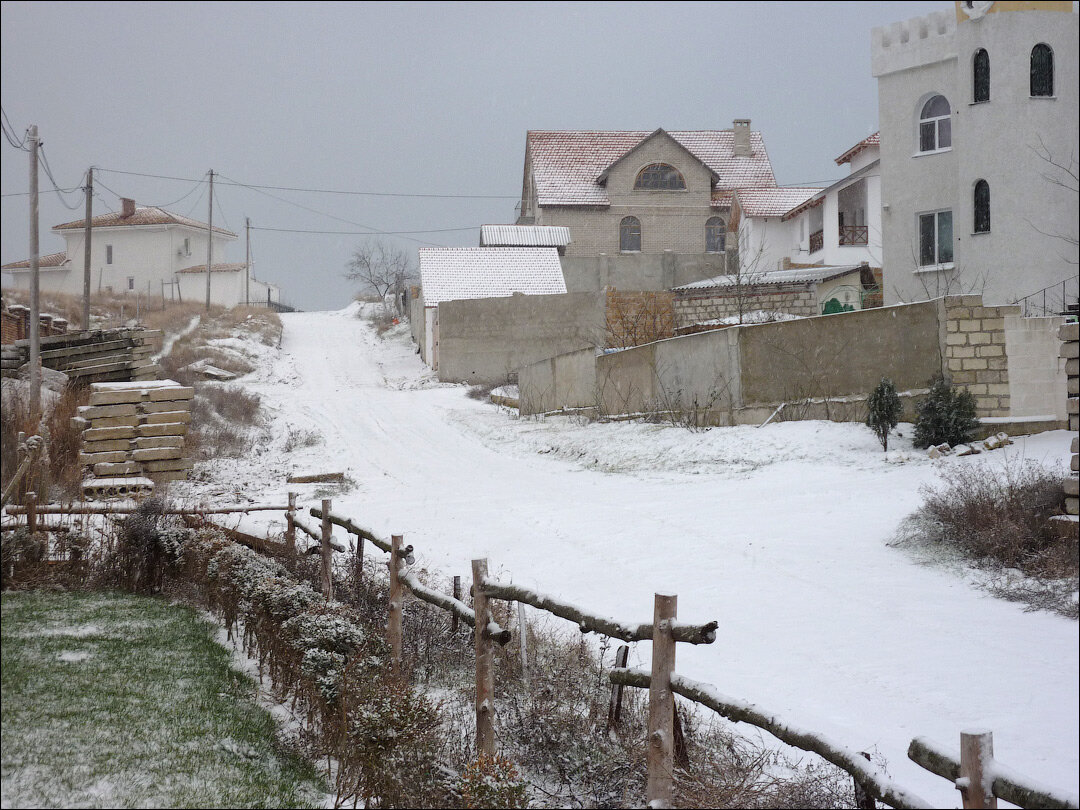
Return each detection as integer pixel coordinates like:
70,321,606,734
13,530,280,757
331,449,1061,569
634,163,686,190
1031,43,1054,96
973,49,990,103
973,180,990,234
620,216,641,252
919,95,952,152
705,217,726,253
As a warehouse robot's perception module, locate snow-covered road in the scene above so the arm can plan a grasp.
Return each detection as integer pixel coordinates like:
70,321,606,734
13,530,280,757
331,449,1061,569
189,306,1079,806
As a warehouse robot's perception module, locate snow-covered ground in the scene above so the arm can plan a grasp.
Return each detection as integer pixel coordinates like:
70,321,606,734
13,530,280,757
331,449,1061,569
175,304,1079,807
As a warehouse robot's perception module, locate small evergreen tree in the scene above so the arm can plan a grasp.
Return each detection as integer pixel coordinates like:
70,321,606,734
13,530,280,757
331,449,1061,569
866,377,902,451
913,375,980,449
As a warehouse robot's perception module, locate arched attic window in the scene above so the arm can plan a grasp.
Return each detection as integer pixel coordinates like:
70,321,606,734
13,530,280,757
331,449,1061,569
705,217,726,253
973,180,990,234
919,95,952,152
973,49,990,103
634,163,686,190
620,216,642,252
1031,43,1054,97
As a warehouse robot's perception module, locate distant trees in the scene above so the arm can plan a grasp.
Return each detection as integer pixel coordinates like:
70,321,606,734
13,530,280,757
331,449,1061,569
344,239,416,315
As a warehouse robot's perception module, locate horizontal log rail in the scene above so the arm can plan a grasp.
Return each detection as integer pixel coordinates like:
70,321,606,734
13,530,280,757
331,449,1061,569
610,667,933,810
909,737,1079,810
310,506,389,552
480,575,717,645
5,502,290,516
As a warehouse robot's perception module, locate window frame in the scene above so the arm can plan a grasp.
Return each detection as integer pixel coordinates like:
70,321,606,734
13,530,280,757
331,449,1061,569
619,216,642,253
973,180,990,234
917,209,954,268
106,244,113,265
705,216,726,253
1030,43,1054,97
973,48,990,103
917,95,952,154
633,163,687,191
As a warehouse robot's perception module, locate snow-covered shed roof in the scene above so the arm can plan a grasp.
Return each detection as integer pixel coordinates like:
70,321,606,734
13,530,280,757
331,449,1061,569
734,187,822,219
418,247,567,306
2,251,71,271
177,262,248,274
674,265,864,291
479,225,571,248
526,129,776,208
55,206,236,238
835,132,880,166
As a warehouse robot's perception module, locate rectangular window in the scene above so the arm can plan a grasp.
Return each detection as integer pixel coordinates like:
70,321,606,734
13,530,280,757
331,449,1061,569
106,244,113,264
938,118,952,149
919,122,936,153
183,237,190,255
919,210,953,266
127,276,135,291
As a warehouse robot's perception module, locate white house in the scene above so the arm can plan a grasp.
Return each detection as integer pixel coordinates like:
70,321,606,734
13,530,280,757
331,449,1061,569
414,247,567,370
2,198,279,308
871,1,1078,308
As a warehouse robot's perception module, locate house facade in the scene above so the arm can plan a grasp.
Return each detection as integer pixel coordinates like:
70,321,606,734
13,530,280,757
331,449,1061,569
872,1,1079,308
2,198,276,308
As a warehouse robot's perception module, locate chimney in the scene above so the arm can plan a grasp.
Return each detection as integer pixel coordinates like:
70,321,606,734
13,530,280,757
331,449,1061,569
733,119,751,157
121,198,136,218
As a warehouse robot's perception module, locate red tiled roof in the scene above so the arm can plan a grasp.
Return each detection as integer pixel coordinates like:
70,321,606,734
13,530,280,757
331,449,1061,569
735,187,822,219
2,251,70,270
835,132,880,166
54,206,237,237
527,130,777,207
177,262,248,274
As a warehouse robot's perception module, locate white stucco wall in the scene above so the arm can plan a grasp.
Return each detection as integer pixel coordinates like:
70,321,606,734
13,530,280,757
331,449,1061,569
1004,314,1068,419
873,6,1079,307
176,270,245,309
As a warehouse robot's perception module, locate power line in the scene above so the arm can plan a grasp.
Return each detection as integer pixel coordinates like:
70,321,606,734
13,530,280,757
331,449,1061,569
250,225,480,236
38,146,85,210
0,106,29,150
95,172,208,210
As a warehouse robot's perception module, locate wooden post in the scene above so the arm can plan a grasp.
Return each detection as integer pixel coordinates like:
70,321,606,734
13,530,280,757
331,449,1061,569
354,531,364,590
647,592,677,809
959,730,996,810
607,644,630,731
472,558,495,757
26,491,37,535
517,601,529,683
83,168,92,331
319,498,333,599
388,534,404,678
285,492,296,556
451,575,461,633
853,751,875,810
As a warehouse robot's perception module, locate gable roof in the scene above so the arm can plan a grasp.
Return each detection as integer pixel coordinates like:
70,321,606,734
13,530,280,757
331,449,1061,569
735,187,822,218
835,132,880,166
480,225,571,248
54,206,237,238
527,129,776,207
418,247,566,306
595,128,719,185
2,251,71,270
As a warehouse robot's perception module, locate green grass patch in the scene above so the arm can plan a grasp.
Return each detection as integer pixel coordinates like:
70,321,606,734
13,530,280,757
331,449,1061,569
1,590,327,808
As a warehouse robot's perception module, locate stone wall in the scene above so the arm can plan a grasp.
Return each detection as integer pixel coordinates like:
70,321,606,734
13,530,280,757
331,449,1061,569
941,295,1017,418
673,284,817,329
1060,320,1078,530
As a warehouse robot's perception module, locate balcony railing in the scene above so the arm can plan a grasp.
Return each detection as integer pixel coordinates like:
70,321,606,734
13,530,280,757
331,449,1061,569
839,225,868,246
809,229,824,254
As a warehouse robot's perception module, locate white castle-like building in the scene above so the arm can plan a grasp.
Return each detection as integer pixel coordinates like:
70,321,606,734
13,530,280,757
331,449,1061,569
872,1,1078,309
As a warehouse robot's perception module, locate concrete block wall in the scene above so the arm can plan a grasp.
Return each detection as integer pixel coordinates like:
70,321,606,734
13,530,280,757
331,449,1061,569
673,284,817,329
1004,315,1068,419
941,295,1017,418
1061,321,1079,521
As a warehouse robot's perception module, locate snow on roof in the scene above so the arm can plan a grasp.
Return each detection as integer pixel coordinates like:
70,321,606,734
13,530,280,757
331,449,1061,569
54,206,237,238
835,132,880,166
527,130,776,207
480,225,571,247
2,251,70,270
176,262,248,274
735,187,822,218
418,247,567,306
674,265,864,291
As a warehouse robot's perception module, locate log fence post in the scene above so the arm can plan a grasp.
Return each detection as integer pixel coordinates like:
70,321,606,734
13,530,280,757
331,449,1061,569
853,751,875,810
472,558,495,757
285,491,296,556
647,592,677,808
319,498,333,599
959,730,996,810
26,491,37,535
607,644,630,731
354,529,365,590
451,575,461,633
388,534,404,678
517,600,529,683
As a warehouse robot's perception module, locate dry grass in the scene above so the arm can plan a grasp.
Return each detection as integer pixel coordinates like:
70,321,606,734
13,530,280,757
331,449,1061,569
1,382,88,502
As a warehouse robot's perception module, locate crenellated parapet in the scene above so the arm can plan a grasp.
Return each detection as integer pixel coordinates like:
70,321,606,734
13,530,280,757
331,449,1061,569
872,10,957,76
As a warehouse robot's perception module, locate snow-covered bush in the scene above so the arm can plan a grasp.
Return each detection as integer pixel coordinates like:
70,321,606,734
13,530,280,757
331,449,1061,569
865,377,902,451
460,754,529,809
912,376,979,449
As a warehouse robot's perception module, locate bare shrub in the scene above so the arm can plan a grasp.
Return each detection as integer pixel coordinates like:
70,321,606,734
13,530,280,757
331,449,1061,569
465,381,501,401
42,383,90,499
200,384,261,425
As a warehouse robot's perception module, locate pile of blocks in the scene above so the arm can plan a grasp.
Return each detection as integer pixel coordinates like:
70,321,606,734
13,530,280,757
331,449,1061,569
75,380,194,498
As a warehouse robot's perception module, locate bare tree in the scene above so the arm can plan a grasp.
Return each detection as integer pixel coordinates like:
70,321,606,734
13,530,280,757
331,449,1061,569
1027,136,1079,262
344,239,416,315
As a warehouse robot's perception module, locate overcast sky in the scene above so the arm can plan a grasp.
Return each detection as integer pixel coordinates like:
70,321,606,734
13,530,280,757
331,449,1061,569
1,1,946,311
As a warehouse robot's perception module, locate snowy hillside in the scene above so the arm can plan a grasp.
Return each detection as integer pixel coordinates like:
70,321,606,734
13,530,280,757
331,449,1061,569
173,304,1079,807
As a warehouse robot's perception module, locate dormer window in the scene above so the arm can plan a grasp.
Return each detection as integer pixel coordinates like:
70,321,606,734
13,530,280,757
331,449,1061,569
634,163,686,190
919,95,952,153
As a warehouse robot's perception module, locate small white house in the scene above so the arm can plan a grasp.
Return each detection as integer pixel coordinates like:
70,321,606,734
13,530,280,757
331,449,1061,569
1,198,274,308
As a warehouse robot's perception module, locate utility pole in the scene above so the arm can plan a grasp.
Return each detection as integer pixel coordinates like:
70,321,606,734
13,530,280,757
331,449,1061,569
82,167,92,330
245,217,250,307
28,125,41,422
205,169,214,311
